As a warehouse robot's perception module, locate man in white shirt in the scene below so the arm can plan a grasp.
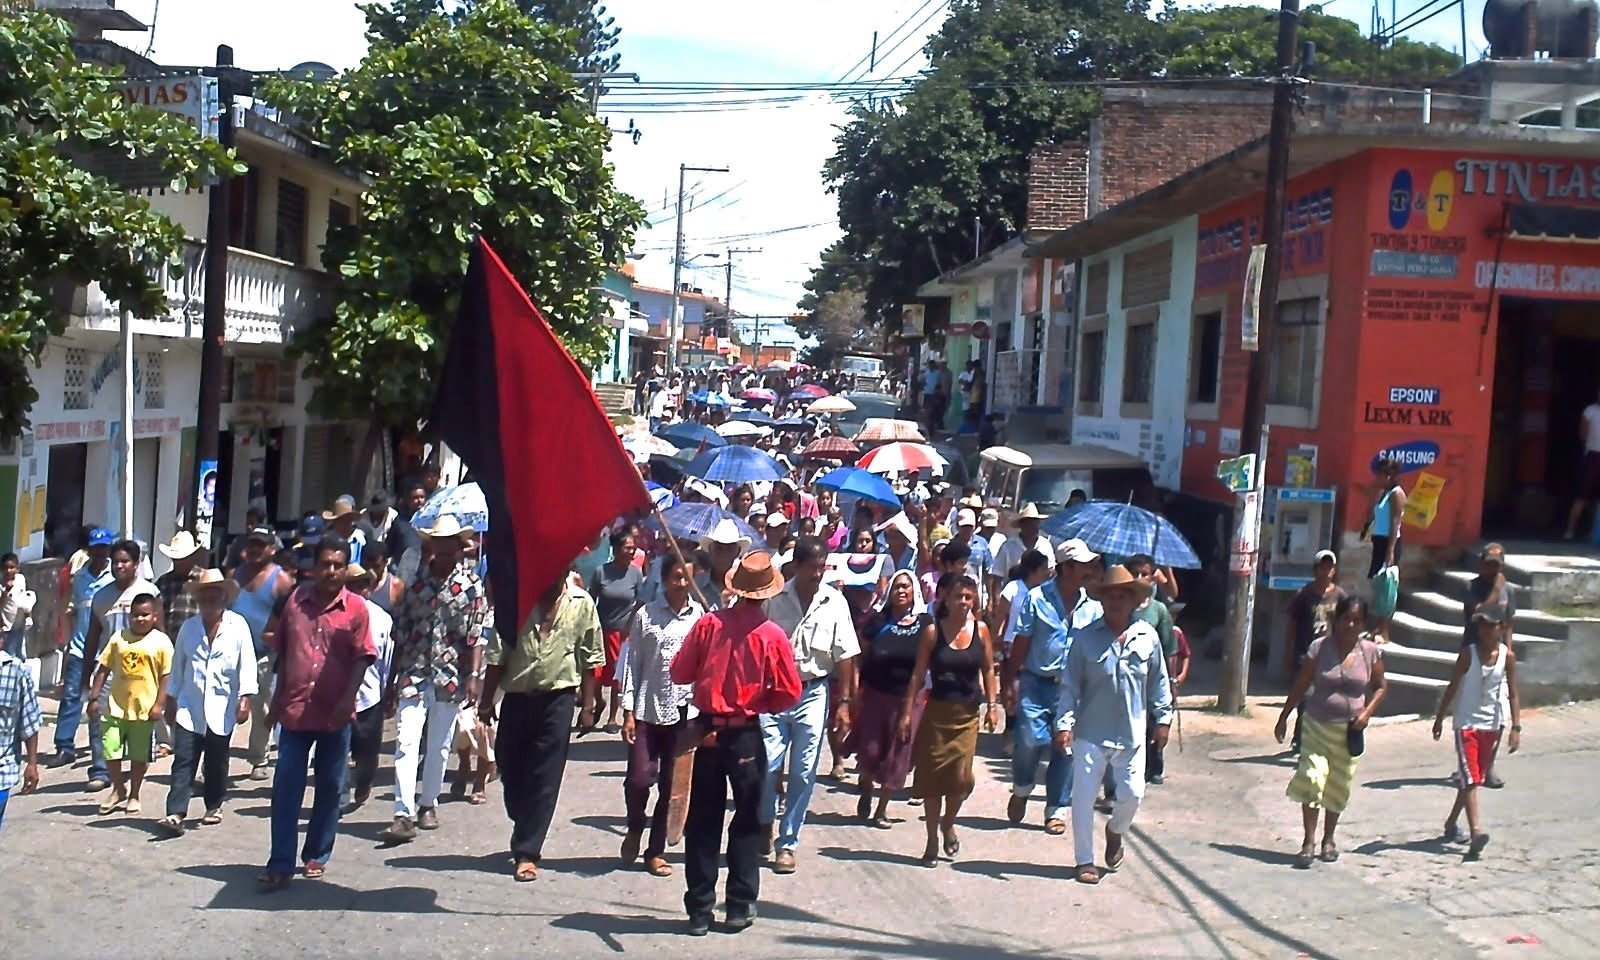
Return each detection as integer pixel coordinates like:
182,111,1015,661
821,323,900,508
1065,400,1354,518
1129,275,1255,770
1564,385,1600,540
761,536,860,875
995,502,1056,578
346,564,395,811
157,570,258,835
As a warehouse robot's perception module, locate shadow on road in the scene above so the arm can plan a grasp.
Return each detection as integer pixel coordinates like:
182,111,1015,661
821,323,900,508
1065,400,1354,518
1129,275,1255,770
1213,752,1296,767
1208,842,1304,867
572,813,628,836
817,844,925,868
175,863,456,913
948,858,1065,881
385,851,508,876
1352,835,1453,857
549,910,687,950
1362,776,1450,791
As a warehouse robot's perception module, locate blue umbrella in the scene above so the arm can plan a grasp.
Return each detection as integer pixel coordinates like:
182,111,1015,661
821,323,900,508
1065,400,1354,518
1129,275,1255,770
656,422,726,449
1042,500,1201,569
644,481,678,510
814,466,901,509
684,445,785,484
646,502,761,550
730,409,776,426
411,483,490,532
772,417,813,431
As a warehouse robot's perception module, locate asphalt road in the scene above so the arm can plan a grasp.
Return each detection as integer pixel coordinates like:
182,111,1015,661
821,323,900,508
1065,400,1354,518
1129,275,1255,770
4,693,1596,959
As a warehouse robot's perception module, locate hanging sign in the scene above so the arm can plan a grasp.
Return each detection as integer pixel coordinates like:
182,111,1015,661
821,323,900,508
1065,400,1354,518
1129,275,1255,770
1240,244,1266,351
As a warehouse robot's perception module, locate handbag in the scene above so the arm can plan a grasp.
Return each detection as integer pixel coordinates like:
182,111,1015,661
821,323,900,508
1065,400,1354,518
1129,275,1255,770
1370,565,1399,619
1346,721,1366,757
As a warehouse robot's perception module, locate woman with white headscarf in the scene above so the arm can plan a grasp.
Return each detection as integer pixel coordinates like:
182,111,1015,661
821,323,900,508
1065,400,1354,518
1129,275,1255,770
846,568,930,828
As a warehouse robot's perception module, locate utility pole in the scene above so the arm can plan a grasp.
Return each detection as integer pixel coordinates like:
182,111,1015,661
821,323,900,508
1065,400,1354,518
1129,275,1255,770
189,45,239,549
1218,0,1302,714
669,163,728,373
722,246,762,337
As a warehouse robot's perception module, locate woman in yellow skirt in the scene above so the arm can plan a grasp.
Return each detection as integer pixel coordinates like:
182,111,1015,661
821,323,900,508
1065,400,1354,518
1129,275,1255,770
900,573,1000,868
1275,595,1388,867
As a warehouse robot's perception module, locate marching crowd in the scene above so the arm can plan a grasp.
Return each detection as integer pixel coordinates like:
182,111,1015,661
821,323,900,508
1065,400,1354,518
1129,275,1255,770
0,375,1525,938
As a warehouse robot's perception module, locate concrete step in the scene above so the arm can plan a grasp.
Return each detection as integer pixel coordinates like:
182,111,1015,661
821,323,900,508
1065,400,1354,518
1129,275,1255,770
1376,639,1461,684
1430,569,1534,608
592,381,632,417
1399,590,1569,641
1379,670,1448,716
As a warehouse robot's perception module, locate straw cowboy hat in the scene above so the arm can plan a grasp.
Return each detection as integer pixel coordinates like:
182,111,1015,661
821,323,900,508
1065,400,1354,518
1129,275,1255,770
1086,565,1153,602
419,514,476,542
184,567,240,604
726,550,786,600
698,518,751,554
1015,502,1047,523
344,562,375,586
158,531,205,560
321,496,358,522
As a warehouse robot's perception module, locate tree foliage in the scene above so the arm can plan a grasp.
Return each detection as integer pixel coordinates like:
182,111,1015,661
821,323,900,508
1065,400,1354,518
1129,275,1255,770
0,10,240,440
814,0,1464,334
265,0,644,429
794,286,869,369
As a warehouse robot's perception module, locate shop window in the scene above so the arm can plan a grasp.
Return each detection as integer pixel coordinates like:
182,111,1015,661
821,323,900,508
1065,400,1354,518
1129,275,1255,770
62,347,89,411
1121,239,1173,309
1189,310,1223,405
277,360,297,404
1268,297,1321,411
1119,306,1157,418
1083,261,1109,317
275,178,309,265
1077,324,1106,416
142,351,164,410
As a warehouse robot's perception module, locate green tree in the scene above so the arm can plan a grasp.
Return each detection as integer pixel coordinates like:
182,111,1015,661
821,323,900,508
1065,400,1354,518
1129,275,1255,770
265,0,645,437
814,0,1464,335
794,286,869,369
0,10,239,440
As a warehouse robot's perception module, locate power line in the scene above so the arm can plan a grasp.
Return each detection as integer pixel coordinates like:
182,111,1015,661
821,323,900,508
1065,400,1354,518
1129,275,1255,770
831,0,947,91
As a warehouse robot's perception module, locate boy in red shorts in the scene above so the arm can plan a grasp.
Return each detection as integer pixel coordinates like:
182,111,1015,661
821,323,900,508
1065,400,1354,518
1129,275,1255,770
1432,610,1521,860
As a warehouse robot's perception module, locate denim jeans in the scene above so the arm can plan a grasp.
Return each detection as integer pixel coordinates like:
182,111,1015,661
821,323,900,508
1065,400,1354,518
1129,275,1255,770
1,627,23,659
760,677,829,852
1011,672,1073,820
268,725,351,874
0,787,9,829
54,655,109,783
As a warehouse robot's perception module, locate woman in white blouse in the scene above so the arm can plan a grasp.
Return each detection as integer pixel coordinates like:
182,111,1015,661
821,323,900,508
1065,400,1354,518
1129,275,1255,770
618,553,706,877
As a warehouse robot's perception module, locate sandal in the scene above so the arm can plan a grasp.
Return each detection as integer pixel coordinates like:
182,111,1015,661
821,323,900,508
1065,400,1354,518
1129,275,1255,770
468,792,488,806
872,814,893,830
1105,843,1125,872
646,857,673,877
1319,842,1340,863
155,815,185,837
942,829,961,859
303,860,327,879
257,871,292,892
98,792,128,816
1074,864,1102,885
1045,818,1067,836
514,861,539,882
920,842,940,868
200,809,223,826
1294,843,1315,869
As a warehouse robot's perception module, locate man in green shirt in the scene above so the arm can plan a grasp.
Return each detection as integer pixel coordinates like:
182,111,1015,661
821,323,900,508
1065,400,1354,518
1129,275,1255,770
479,577,603,882
1124,554,1176,785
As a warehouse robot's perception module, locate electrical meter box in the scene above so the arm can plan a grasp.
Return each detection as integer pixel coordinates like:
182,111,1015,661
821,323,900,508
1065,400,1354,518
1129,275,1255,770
1267,487,1336,590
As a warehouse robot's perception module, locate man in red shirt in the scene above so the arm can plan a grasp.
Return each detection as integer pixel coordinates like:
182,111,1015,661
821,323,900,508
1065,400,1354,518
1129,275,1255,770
670,551,801,936
258,536,376,891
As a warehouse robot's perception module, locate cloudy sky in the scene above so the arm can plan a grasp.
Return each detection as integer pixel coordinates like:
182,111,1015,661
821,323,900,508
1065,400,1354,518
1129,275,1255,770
126,0,1489,317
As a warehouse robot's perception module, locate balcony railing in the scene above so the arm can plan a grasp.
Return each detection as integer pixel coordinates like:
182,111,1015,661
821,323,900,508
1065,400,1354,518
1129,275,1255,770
73,239,331,345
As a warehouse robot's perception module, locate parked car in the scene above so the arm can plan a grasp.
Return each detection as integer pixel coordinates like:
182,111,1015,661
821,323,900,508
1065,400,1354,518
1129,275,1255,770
976,444,1153,517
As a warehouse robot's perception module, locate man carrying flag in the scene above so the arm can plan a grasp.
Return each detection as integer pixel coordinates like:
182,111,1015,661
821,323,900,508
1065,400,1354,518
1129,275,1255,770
431,238,649,880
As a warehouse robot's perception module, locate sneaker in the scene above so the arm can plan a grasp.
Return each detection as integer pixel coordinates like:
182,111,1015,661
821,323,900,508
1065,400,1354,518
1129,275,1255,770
86,777,110,793
417,807,440,831
45,752,76,769
381,816,419,843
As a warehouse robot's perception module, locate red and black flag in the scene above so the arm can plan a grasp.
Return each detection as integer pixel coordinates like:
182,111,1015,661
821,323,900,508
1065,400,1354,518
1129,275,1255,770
430,237,648,637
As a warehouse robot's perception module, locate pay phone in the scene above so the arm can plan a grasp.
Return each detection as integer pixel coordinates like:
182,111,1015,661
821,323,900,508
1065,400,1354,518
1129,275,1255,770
1266,487,1336,590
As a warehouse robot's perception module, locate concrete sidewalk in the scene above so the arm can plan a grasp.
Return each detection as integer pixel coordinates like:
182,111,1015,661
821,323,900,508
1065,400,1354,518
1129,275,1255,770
2,688,1594,958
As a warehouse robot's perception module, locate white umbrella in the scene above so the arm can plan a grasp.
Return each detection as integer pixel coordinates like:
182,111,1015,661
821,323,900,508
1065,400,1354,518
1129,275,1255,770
623,434,679,458
808,396,856,415
854,417,926,443
858,441,949,475
715,420,766,439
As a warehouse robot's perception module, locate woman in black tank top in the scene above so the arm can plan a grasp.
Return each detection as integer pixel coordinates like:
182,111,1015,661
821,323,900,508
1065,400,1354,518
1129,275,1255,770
902,573,1000,867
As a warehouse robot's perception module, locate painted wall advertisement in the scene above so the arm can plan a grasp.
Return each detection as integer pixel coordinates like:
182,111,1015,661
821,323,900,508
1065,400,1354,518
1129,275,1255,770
900,304,926,338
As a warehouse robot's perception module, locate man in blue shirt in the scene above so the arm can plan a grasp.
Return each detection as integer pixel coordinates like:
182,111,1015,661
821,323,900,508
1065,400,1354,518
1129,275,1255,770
1004,538,1103,833
47,528,115,788
1053,565,1174,884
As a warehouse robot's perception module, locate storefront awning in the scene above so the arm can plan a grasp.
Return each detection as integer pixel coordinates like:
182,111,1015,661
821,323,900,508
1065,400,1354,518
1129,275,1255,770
1508,204,1600,244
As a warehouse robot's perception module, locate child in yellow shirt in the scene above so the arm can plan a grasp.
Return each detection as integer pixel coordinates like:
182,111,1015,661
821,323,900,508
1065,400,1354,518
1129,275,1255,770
89,593,173,816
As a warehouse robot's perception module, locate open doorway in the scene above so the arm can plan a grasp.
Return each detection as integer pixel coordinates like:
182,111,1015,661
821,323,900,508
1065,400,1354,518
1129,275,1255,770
1485,298,1600,538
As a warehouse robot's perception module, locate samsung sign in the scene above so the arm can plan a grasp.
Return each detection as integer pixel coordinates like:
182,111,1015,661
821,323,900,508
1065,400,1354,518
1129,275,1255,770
1372,440,1440,474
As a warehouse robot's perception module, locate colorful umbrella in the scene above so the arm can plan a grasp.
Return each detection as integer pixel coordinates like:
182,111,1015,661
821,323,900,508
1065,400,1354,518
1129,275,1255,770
802,436,862,461
791,383,830,399
623,434,679,459
646,502,760,550
730,409,777,425
644,481,678,510
410,483,489,532
1042,501,1202,569
656,422,726,449
853,418,926,443
715,420,766,439
808,396,857,416
858,441,948,475
740,388,778,403
814,466,901,508
684,444,785,484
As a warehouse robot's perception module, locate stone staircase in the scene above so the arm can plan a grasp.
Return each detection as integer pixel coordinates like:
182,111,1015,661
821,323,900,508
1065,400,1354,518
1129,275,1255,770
1381,548,1595,715
593,381,633,419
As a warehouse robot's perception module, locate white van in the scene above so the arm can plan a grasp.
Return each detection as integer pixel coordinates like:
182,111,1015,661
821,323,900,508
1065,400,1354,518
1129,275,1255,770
977,444,1153,516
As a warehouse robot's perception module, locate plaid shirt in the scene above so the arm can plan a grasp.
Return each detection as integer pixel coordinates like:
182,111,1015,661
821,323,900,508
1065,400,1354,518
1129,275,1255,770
157,568,201,639
0,651,42,792
392,564,489,702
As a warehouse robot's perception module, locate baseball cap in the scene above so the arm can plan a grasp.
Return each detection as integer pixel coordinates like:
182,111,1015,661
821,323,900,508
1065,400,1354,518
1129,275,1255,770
1314,549,1337,565
956,508,977,528
87,527,114,547
368,490,392,509
1480,542,1506,564
765,513,789,528
246,525,277,544
979,508,1000,527
297,515,325,544
1056,538,1100,563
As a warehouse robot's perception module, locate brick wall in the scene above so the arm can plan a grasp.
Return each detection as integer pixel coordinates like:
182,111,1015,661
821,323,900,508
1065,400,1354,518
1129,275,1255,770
1094,89,1272,212
1025,141,1089,231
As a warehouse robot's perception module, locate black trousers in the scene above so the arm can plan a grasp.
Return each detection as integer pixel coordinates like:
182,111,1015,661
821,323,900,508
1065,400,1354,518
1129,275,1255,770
165,726,231,817
684,724,766,922
497,688,574,864
625,715,684,860
349,704,384,796
1146,715,1166,780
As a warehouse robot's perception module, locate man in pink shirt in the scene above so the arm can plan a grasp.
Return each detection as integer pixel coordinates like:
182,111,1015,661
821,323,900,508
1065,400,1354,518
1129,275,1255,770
259,535,376,891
